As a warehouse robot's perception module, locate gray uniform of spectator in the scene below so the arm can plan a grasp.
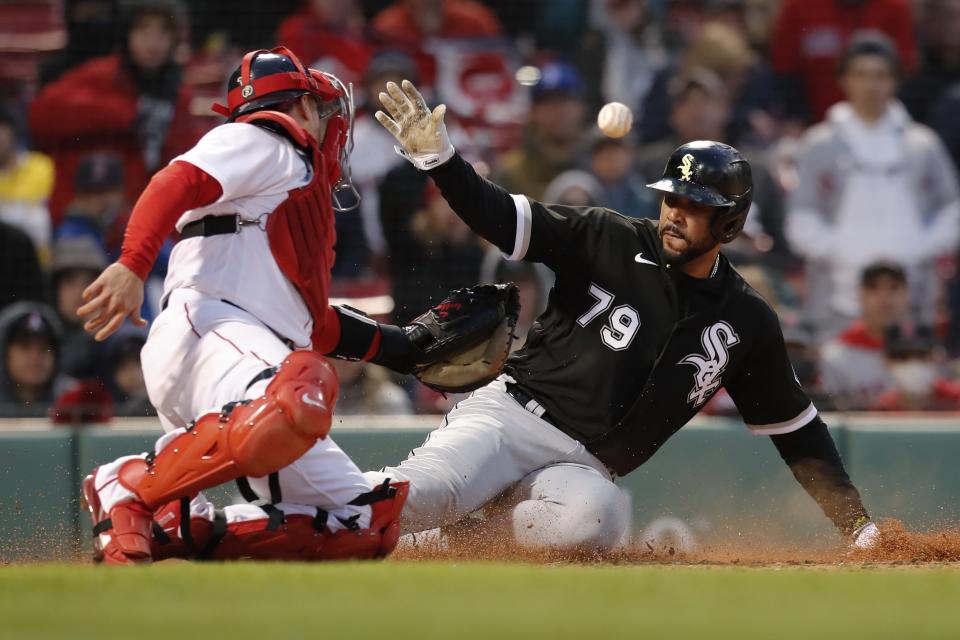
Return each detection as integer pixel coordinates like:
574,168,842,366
786,33,960,336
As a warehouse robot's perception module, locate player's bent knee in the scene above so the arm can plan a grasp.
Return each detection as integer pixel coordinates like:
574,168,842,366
270,351,339,438
231,350,338,476
513,483,629,552
570,490,630,550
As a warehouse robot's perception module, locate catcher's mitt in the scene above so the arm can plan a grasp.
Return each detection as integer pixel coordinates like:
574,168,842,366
406,284,520,393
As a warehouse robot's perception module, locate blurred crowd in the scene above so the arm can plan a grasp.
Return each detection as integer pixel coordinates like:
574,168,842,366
3,0,960,420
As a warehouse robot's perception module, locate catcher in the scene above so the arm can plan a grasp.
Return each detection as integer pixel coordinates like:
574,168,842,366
77,47,518,565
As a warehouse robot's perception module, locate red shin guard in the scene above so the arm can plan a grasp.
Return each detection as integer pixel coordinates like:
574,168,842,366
120,351,338,510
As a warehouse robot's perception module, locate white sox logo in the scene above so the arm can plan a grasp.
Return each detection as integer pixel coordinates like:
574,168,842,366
679,321,740,407
678,153,695,181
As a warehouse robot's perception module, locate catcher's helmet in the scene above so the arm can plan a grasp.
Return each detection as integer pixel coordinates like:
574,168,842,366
212,46,360,212
646,140,753,243
212,46,348,121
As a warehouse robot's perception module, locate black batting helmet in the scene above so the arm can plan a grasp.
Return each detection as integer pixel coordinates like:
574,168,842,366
646,141,753,243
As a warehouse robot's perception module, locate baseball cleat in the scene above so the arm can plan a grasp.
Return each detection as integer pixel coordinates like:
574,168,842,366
81,472,106,563
81,469,153,565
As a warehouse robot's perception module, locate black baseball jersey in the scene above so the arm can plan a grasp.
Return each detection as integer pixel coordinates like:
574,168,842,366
429,154,814,476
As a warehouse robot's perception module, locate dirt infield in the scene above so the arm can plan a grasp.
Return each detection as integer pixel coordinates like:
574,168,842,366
391,518,960,567
10,518,959,566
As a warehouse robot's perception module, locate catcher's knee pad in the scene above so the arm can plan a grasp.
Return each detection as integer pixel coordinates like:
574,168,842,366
205,481,410,562
121,351,338,509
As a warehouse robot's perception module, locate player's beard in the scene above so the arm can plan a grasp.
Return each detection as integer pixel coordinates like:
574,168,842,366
658,224,716,266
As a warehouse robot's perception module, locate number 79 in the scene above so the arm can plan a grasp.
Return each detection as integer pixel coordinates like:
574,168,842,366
576,283,640,351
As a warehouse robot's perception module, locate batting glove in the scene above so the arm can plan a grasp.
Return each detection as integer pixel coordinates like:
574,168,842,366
375,79,454,171
851,521,880,550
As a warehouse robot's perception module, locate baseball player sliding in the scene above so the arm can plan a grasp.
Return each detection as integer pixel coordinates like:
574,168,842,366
76,48,514,565
368,80,881,552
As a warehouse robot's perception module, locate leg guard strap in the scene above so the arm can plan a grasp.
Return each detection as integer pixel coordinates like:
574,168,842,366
147,481,409,562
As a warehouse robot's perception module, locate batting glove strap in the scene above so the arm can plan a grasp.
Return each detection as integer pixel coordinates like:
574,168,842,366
394,143,456,172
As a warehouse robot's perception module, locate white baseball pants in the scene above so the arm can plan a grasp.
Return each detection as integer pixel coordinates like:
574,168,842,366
95,288,373,531
366,376,630,551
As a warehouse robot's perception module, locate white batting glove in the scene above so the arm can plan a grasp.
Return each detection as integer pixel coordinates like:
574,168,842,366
375,79,454,171
851,521,880,550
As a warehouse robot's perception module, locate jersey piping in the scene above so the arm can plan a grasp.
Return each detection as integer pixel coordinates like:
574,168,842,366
508,193,532,261
746,402,818,435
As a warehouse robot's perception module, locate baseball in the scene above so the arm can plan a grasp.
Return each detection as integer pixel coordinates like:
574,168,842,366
597,101,633,138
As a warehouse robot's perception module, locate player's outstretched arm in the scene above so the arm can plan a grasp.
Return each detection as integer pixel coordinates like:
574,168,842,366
375,80,520,255
78,161,223,341
769,417,878,548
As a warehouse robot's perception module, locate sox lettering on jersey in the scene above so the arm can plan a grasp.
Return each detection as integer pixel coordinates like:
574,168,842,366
679,321,740,407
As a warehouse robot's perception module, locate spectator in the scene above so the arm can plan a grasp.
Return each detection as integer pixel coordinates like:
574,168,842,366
55,152,125,252
0,302,72,417
49,379,114,425
52,151,170,318
770,0,917,125
639,21,776,145
782,321,823,394
493,62,586,201
820,262,909,410
328,358,412,415
0,220,44,310
106,330,153,416
276,0,372,84
0,107,54,261
872,324,960,410
786,33,960,337
29,0,202,225
636,69,790,263
38,0,119,86
577,0,668,117
589,134,656,219
372,0,502,45
900,0,960,124
343,50,419,276
379,165,485,323
542,170,603,208
50,236,109,380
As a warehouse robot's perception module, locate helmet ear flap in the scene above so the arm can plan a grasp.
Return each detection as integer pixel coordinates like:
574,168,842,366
710,187,752,243
712,209,746,244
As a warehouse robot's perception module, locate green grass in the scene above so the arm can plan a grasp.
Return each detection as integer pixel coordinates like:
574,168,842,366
1,562,959,640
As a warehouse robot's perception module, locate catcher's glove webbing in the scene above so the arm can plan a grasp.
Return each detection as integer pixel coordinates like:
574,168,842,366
405,284,520,393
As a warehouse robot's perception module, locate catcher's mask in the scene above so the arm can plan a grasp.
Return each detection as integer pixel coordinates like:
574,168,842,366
213,46,359,212
646,140,753,243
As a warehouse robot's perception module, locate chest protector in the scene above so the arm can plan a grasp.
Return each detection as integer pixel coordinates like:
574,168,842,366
235,111,346,348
